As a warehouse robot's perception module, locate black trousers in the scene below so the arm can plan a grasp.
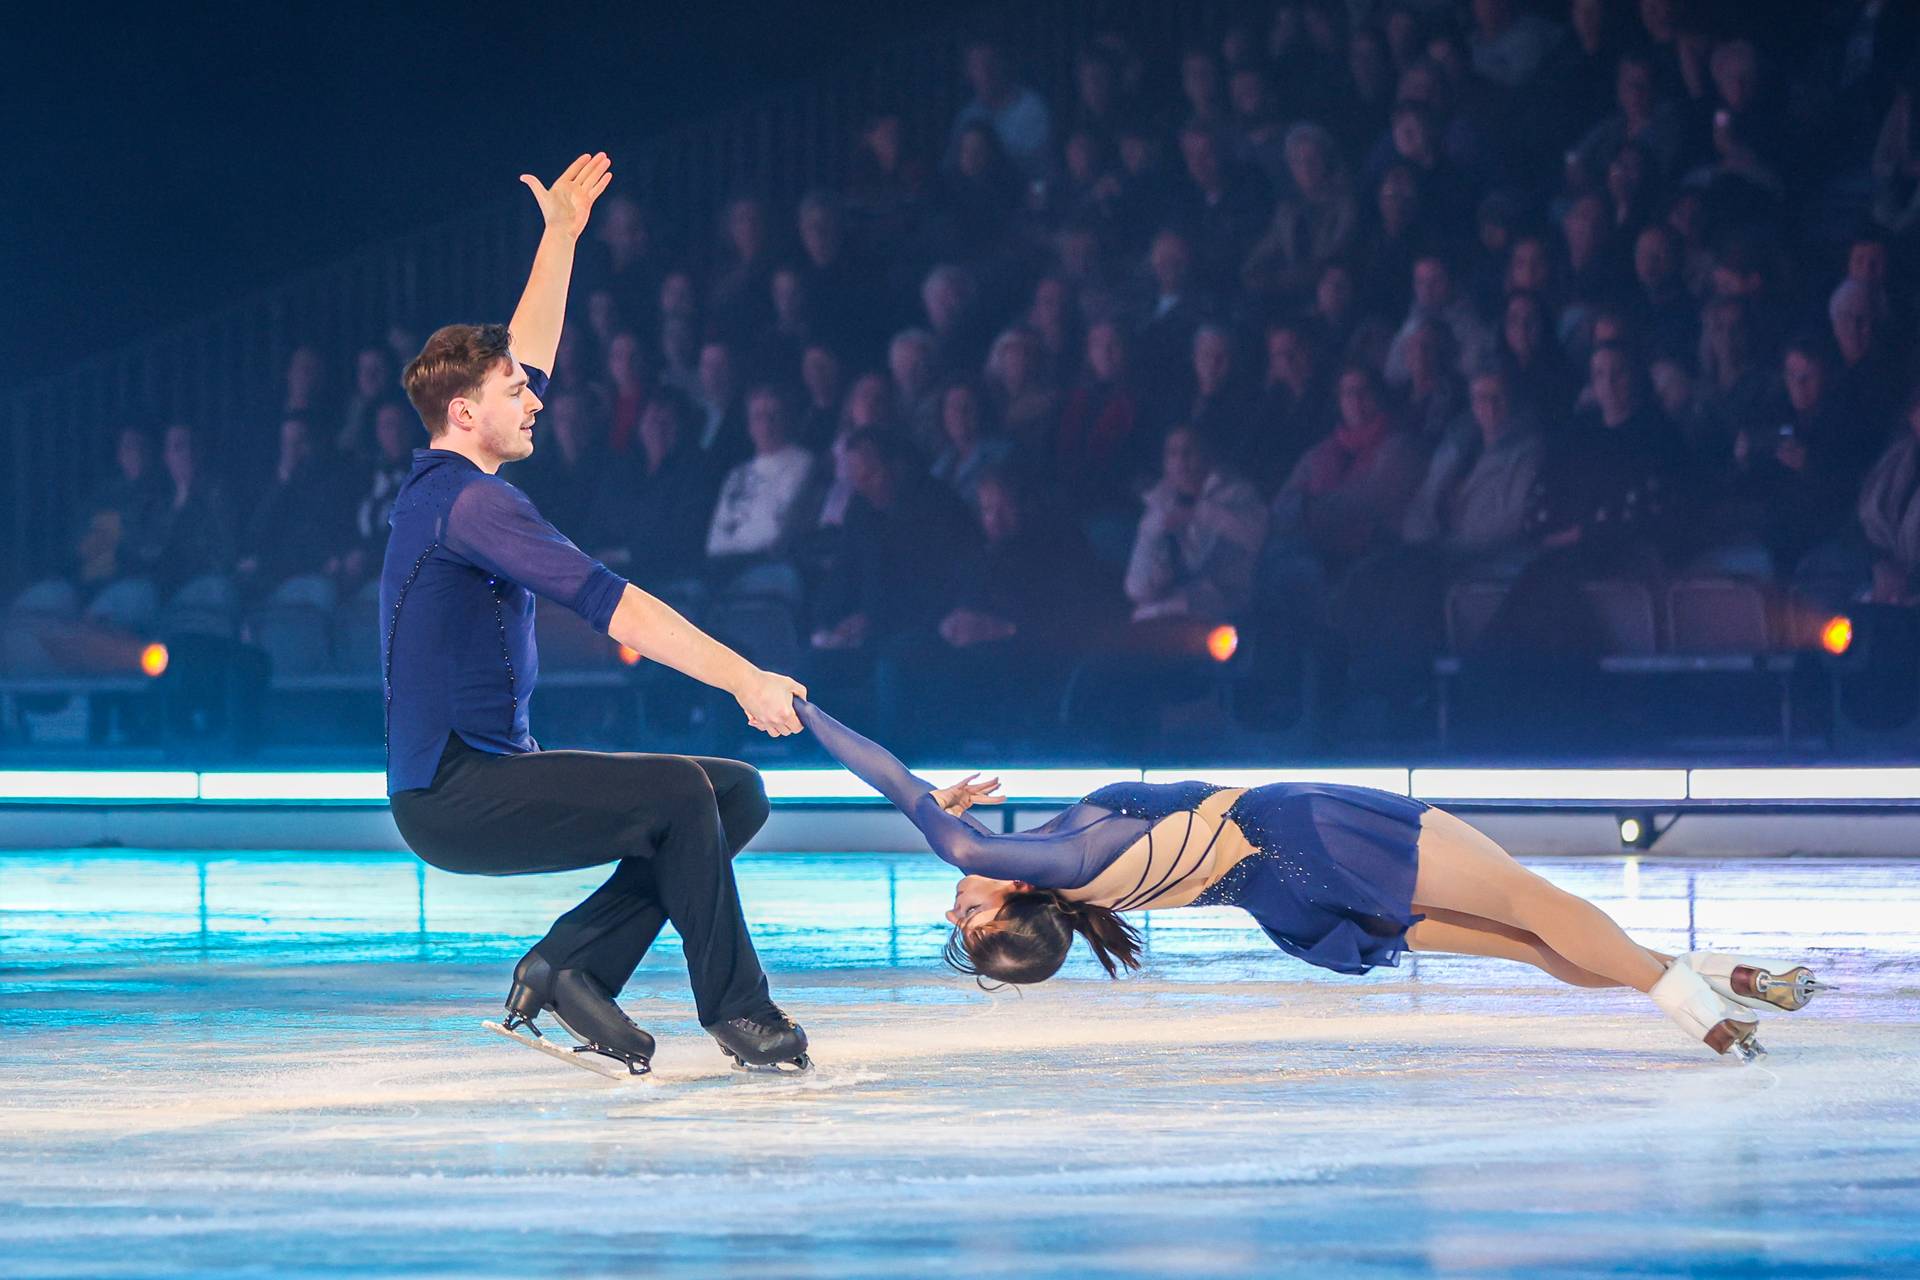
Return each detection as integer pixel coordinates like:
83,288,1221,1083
390,734,772,1026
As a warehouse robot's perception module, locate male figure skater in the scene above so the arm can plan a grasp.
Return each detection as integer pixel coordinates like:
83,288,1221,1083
384,152,809,1075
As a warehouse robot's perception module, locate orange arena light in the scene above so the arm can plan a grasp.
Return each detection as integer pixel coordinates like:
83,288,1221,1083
1821,616,1853,656
1206,625,1239,663
617,645,642,666
139,643,169,678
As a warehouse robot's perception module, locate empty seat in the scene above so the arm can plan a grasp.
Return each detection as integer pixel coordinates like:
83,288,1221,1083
8,579,80,619
83,578,160,631
1581,580,1658,655
331,581,382,675
161,574,239,639
1667,577,1771,653
246,605,333,675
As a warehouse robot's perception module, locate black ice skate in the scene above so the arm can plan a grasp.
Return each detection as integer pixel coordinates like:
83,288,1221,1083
705,1004,812,1075
484,953,655,1080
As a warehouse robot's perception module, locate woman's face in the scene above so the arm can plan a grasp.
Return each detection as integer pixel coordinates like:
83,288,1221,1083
946,875,1022,930
943,385,980,442
1504,294,1542,356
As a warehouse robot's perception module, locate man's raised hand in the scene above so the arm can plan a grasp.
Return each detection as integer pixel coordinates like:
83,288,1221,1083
519,152,613,240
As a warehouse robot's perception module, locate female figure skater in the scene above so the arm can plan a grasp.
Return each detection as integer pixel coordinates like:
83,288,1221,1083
794,699,1824,1062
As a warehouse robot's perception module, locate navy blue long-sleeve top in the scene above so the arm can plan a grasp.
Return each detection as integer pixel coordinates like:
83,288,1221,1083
380,366,631,795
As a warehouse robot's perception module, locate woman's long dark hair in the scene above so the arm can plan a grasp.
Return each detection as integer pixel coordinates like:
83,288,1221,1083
942,889,1144,985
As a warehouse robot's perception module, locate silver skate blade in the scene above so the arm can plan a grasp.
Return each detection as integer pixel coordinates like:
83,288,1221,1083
483,1020,652,1082
728,1052,815,1078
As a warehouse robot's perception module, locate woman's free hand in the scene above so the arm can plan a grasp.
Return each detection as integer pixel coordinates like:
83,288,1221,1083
930,773,1004,816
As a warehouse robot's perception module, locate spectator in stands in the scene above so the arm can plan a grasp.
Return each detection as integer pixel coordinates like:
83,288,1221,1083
342,400,415,583
948,39,1054,182
72,427,163,589
579,195,665,342
513,390,604,539
797,343,844,451
591,386,718,592
601,330,651,456
1243,123,1358,302
795,190,867,351
929,379,1013,503
1848,388,1920,605
1185,323,1255,463
235,415,349,602
694,340,749,469
336,344,396,456
1402,365,1545,560
889,327,944,456
1572,52,1685,182
140,424,236,593
932,122,1024,261
1723,339,1883,575
709,195,775,344
1469,0,1562,91
1126,424,1267,623
811,429,973,654
874,470,1117,750
1385,254,1491,387
985,326,1060,459
1499,289,1577,423
1242,322,1329,496
1266,365,1427,602
1169,122,1272,293
705,385,821,577
1133,228,1213,425
920,264,982,378
1402,318,1467,443
1024,276,1078,385
1057,318,1145,517
1830,276,1905,431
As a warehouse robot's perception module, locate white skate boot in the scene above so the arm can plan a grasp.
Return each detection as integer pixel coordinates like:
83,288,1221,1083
1650,960,1765,1063
1679,952,1828,1013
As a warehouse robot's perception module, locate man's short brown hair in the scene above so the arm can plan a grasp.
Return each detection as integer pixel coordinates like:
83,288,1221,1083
402,323,514,438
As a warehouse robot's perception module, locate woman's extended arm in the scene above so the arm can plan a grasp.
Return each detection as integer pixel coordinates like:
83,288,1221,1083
794,698,1114,889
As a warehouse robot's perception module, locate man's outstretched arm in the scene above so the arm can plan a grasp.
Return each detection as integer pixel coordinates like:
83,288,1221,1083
508,151,612,373
606,584,807,736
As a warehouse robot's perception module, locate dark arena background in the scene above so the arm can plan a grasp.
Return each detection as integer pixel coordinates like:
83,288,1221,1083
4,1,1919,1275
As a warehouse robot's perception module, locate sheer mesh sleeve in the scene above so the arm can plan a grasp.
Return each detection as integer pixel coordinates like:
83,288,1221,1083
444,477,630,632
795,698,1137,889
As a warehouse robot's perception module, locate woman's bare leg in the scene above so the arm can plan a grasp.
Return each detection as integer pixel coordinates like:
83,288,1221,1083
1410,807,1669,993
1406,907,1621,988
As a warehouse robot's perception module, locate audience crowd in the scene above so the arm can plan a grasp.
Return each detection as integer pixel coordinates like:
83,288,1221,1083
29,0,1920,744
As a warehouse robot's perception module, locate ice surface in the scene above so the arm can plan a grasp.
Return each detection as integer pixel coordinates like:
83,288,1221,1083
1,849,1916,1278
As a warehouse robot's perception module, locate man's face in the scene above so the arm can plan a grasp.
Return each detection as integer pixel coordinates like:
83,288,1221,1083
1470,375,1510,436
1618,61,1653,118
374,404,411,458
1591,349,1634,419
117,430,149,481
1087,323,1124,381
1413,258,1449,310
279,417,312,467
639,400,680,458
1785,352,1825,416
890,335,929,389
747,392,787,453
1268,329,1310,385
1164,429,1208,494
457,355,541,466
802,347,840,402
799,204,837,262
356,348,391,398
1635,228,1674,289
976,479,1020,543
1850,242,1889,289
1338,371,1377,428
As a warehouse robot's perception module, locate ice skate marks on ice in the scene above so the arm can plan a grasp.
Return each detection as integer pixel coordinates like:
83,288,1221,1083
608,1063,889,1112
482,1020,655,1083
